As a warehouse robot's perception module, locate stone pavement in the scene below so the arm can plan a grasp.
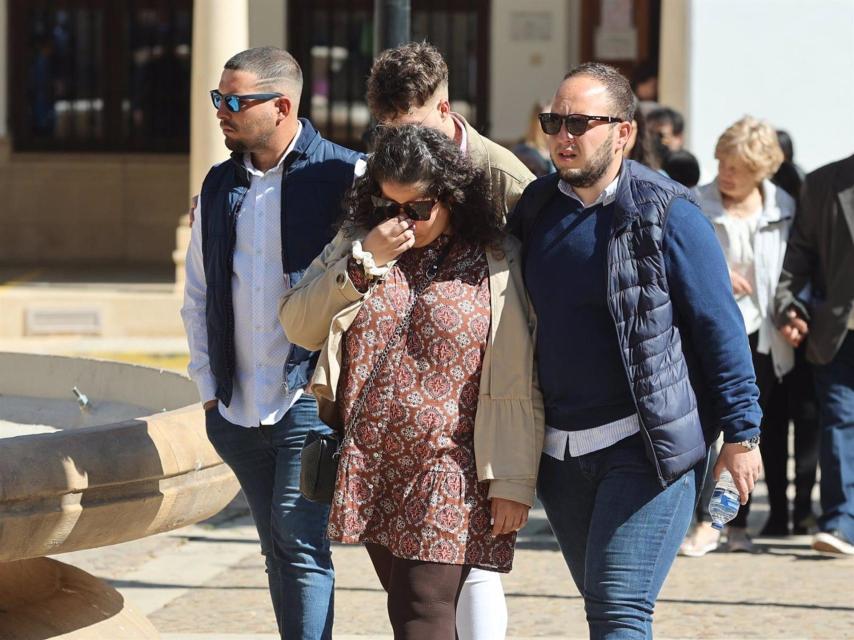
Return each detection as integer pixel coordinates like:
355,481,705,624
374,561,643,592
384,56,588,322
3,309,851,639
56,487,854,640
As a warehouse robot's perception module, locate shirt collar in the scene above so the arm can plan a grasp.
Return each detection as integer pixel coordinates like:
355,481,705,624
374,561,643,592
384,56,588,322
451,113,468,155
243,120,303,177
558,171,620,209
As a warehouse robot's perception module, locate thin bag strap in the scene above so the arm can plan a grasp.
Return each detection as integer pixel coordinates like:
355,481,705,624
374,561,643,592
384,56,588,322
339,239,454,449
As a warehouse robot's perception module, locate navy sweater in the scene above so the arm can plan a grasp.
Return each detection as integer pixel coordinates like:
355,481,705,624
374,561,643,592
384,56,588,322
525,190,759,442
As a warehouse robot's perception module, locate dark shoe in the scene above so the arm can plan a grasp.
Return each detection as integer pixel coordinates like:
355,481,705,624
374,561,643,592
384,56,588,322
812,530,854,555
759,519,790,537
793,513,817,535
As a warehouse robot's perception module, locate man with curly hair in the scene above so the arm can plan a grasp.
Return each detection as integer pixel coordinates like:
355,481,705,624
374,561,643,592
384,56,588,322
365,40,535,639
367,41,534,222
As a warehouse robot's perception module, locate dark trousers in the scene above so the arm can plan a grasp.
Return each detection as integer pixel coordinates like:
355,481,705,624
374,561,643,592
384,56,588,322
760,344,820,528
698,336,819,530
365,543,471,640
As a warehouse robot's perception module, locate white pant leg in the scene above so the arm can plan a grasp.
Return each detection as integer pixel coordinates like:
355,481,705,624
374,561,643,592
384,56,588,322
456,568,507,640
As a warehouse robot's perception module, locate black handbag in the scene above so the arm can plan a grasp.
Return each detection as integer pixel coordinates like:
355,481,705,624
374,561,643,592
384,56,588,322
299,429,341,503
298,240,454,504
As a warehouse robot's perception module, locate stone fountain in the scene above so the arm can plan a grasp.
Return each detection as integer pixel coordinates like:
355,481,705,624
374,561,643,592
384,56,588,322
0,352,239,638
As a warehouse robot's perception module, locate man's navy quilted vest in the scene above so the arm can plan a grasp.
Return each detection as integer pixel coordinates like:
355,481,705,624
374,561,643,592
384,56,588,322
200,118,362,407
513,160,707,485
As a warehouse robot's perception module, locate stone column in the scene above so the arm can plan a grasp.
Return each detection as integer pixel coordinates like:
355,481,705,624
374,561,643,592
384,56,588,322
657,0,689,129
174,0,249,291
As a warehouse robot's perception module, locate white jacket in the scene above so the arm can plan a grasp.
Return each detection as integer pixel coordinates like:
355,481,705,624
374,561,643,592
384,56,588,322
698,179,795,379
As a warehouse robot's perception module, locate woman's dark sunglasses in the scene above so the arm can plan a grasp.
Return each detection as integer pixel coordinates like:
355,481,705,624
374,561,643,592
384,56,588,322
210,89,283,113
538,112,623,136
371,195,436,221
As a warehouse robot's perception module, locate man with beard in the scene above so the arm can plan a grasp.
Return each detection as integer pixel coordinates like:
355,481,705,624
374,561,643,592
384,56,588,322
181,47,363,639
508,63,763,637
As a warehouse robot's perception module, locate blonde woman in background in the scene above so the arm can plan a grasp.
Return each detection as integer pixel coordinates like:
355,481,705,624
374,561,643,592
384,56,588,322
682,116,794,556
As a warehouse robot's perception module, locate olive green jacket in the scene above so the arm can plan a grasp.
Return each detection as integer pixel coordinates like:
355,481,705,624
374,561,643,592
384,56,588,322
278,231,545,506
459,114,535,220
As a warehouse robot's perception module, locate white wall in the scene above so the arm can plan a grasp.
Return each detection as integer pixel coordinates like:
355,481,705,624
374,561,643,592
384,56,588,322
680,0,854,181
249,0,287,49
0,0,7,139
489,0,578,142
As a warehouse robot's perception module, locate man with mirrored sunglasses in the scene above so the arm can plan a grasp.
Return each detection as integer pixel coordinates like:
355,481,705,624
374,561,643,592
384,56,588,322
209,89,283,113
181,46,364,640
508,62,763,639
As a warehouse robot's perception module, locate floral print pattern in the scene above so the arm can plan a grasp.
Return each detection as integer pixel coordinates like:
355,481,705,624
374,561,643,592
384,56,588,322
327,236,515,572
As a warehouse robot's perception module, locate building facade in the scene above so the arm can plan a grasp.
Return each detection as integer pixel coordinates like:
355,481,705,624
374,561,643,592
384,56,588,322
1,0,852,268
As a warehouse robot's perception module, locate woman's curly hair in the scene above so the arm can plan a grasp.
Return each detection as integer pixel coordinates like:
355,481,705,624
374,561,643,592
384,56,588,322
340,124,503,248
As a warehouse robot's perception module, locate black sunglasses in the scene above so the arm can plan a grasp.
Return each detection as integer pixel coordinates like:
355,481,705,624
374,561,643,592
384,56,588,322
210,89,283,113
538,112,623,136
371,195,437,221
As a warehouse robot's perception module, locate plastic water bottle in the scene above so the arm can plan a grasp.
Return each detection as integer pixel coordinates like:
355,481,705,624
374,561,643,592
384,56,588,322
709,470,740,530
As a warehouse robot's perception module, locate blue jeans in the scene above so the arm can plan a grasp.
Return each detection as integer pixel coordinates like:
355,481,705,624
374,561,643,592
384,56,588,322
537,433,702,639
813,331,854,541
206,395,334,640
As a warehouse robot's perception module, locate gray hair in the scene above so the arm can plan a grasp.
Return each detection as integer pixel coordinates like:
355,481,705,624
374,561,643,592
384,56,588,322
563,62,636,123
224,47,303,98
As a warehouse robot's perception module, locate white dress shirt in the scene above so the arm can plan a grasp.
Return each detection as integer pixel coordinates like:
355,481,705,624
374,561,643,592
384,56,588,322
181,124,303,427
543,172,641,460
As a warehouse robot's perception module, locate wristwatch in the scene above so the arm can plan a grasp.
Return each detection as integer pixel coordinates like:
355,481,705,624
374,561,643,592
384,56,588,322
736,435,761,451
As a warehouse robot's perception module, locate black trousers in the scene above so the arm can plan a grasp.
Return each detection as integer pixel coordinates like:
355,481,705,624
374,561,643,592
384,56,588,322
760,344,820,527
729,333,819,529
365,542,472,640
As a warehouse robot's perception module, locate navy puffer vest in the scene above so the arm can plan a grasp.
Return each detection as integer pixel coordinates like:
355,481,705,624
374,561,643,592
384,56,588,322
200,119,363,407
512,160,707,486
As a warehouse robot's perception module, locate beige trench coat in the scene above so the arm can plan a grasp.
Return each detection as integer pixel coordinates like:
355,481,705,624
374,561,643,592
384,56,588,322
278,230,544,506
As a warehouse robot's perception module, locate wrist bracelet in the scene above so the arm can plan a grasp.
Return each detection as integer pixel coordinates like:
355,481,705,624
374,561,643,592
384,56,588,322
351,240,391,278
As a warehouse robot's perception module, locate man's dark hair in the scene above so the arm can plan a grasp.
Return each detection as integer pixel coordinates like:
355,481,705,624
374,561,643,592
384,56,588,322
630,60,658,91
224,46,303,96
626,102,661,170
647,106,685,136
366,41,449,122
341,125,501,248
772,130,802,200
662,150,701,188
563,62,636,122
775,129,795,163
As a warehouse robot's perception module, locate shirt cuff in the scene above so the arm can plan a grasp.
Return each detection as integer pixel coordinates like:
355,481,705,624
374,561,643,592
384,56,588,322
193,374,218,406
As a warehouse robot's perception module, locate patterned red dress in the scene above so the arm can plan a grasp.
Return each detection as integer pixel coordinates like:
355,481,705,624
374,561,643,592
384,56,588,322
326,234,516,572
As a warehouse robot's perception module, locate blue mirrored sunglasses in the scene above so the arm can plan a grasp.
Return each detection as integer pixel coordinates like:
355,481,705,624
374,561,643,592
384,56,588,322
209,90,283,113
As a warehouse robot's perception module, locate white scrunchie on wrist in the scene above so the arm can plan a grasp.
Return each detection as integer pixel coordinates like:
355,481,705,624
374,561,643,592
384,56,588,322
351,240,391,278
